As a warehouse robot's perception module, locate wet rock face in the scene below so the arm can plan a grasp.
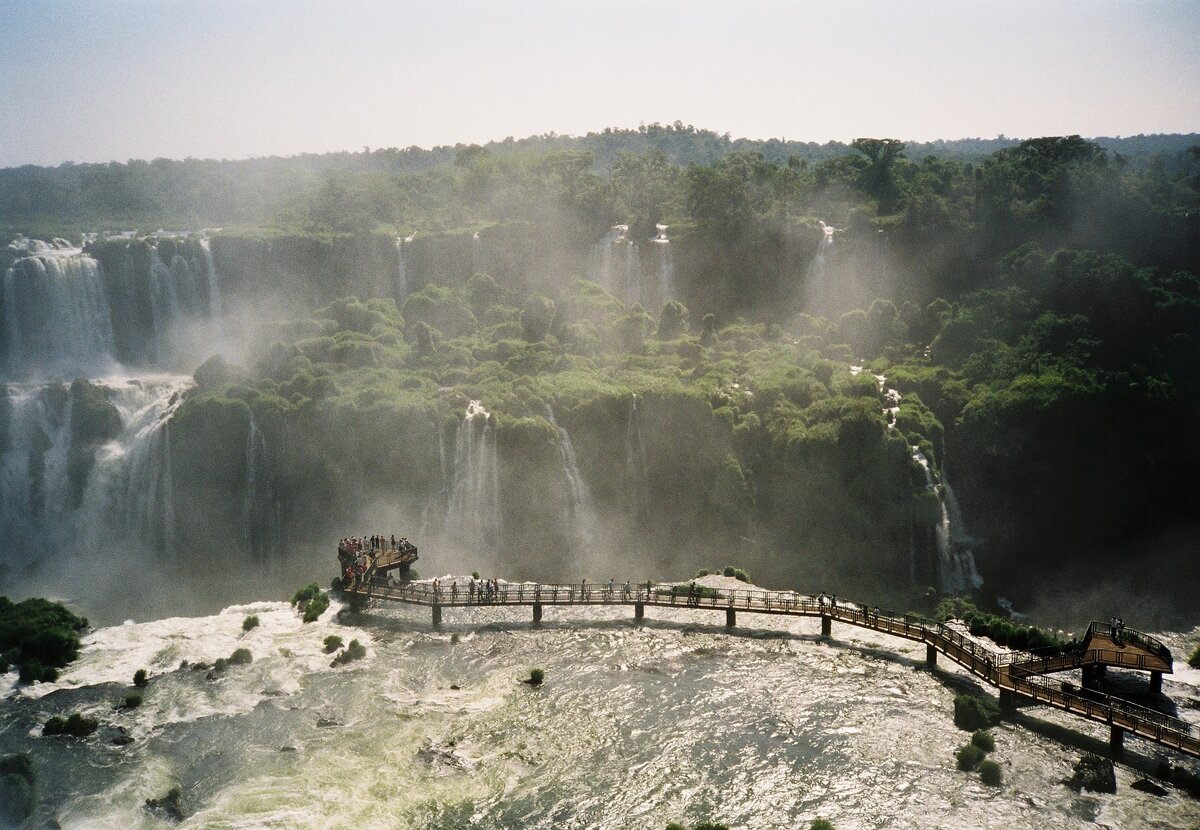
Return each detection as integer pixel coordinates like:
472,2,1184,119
1066,754,1116,794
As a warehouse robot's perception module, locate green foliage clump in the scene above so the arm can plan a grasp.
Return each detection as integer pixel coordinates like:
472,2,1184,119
0,753,36,824
228,648,253,666
971,729,995,752
528,667,545,685
0,596,88,683
43,712,99,737
133,668,148,687
978,759,1003,786
937,596,1062,651
956,742,985,771
1189,645,1200,670
118,691,143,710
291,584,330,623
331,639,366,667
810,821,835,830
323,635,343,653
954,694,1000,731
242,615,260,632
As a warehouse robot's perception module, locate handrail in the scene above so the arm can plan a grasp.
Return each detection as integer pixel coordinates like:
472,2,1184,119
1087,620,1171,661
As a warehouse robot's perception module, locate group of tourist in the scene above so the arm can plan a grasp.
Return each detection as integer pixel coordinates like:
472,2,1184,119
337,534,416,587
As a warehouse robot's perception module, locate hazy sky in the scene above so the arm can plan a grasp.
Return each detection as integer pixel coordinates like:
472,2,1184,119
1,0,1197,167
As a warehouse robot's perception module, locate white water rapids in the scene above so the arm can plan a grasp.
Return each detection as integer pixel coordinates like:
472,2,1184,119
1,597,1197,828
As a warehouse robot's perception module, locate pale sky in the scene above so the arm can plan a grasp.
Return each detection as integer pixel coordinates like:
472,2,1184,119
1,0,1197,167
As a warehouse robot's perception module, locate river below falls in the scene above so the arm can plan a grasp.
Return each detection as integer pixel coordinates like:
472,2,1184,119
2,598,1199,829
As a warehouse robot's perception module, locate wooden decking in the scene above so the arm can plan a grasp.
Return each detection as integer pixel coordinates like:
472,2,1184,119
342,578,1199,759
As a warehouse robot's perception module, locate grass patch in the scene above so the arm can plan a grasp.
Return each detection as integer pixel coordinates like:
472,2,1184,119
0,596,88,683
1189,645,1200,670
228,648,253,666
133,668,148,687
323,635,343,653
528,667,545,686
117,691,143,710
242,615,260,632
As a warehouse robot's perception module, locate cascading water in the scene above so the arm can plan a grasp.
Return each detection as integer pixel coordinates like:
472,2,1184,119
851,365,981,592
912,448,982,594
625,395,649,522
588,225,630,300
0,376,192,579
624,239,642,306
242,414,280,561
471,232,485,275
444,401,501,553
1,239,116,379
396,235,414,304
545,406,599,551
199,236,225,341
652,223,674,305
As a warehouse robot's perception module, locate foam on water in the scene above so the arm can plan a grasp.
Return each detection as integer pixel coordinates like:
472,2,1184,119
1,601,1198,828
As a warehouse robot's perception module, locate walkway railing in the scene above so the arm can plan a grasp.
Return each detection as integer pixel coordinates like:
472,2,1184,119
344,578,1199,758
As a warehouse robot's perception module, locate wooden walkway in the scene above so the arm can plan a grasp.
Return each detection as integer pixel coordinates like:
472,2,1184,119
343,579,1199,759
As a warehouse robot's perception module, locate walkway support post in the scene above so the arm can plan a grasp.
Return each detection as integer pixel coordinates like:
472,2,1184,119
634,602,645,621
533,602,542,624
999,689,1018,716
431,604,442,627
726,607,736,628
1110,726,1124,757
1151,671,1163,694
821,615,832,637
926,644,937,667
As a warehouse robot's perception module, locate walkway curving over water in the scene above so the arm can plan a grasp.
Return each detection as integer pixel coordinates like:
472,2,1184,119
342,578,1199,760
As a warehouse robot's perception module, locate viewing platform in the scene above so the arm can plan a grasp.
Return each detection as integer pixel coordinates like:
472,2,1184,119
341,575,1198,760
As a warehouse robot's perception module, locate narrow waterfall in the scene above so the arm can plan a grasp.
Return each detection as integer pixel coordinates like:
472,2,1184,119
2,239,116,378
242,414,279,560
652,224,675,305
805,221,835,284
624,240,641,306
445,401,501,553
912,449,956,592
0,386,74,553
471,232,485,275
625,396,649,522
912,449,982,594
941,474,983,590
148,246,184,363
396,235,413,304
199,237,225,340
587,225,629,298
545,406,599,551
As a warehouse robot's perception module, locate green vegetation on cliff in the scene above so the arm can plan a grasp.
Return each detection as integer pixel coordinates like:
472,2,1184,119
0,597,88,683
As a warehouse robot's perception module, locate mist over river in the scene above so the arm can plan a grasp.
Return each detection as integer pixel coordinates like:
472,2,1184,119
2,596,1199,829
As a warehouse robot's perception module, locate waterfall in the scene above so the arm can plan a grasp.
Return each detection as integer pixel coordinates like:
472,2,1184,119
805,221,835,285
148,246,184,363
471,232,485,275
652,224,674,305
396,235,413,304
199,237,225,341
242,414,278,560
0,376,191,577
912,448,982,594
2,240,116,379
588,225,629,298
445,401,501,553
625,396,649,522
624,240,641,306
545,406,599,551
